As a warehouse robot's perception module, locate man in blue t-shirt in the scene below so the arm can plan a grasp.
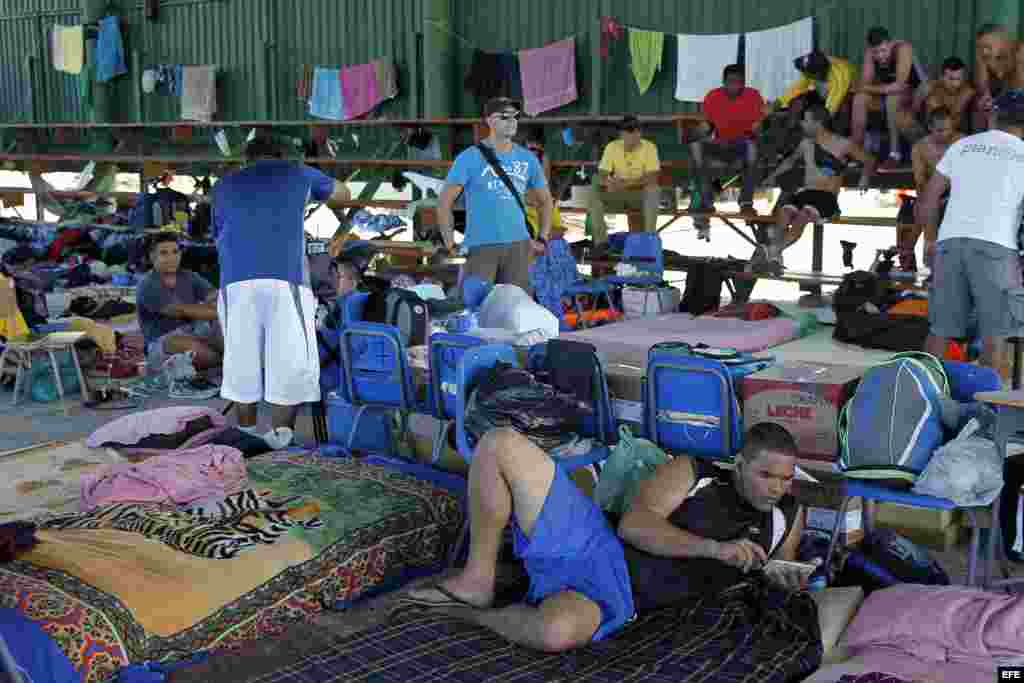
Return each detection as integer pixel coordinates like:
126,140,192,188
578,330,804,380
438,97,553,295
212,135,350,433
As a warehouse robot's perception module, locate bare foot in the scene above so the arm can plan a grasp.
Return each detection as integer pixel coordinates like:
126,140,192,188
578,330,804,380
405,576,494,609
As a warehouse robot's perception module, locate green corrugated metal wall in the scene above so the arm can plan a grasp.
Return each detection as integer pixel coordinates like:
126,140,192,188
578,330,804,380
0,0,1020,124
452,0,1004,116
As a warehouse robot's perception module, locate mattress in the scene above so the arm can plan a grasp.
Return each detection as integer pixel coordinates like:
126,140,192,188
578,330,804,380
560,313,800,367
0,451,463,683
769,326,896,367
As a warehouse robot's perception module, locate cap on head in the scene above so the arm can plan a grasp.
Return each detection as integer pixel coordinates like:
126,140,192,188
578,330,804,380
484,97,521,118
619,115,640,132
795,50,830,81
866,26,891,47
244,132,288,162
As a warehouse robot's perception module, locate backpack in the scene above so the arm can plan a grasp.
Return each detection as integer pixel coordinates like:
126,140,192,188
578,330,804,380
384,289,429,348
835,529,950,593
593,425,671,517
838,352,951,486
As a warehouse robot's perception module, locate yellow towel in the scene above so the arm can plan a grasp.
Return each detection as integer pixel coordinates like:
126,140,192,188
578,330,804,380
629,29,664,95
56,25,84,74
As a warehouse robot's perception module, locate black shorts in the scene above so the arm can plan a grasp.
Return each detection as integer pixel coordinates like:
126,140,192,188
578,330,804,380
785,190,840,219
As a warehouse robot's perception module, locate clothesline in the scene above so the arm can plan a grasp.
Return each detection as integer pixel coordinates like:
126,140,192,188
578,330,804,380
424,19,583,53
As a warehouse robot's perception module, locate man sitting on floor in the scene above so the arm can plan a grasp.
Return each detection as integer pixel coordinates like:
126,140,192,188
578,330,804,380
402,423,805,652
850,26,928,169
137,232,221,381
587,115,660,254
687,64,765,216
917,57,975,132
758,104,876,273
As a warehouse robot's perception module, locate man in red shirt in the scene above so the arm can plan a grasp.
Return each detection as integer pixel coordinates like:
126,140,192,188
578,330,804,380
688,64,765,215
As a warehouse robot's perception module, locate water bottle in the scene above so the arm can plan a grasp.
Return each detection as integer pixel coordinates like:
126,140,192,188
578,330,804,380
152,200,163,228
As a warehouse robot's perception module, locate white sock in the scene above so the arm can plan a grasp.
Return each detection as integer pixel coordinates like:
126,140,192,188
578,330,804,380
238,424,262,436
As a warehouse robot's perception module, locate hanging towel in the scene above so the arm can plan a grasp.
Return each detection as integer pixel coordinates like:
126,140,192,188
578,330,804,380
180,65,217,122
498,52,522,99
50,26,64,71
628,29,664,94
518,37,577,116
53,25,84,74
308,67,345,120
153,64,181,95
79,59,94,116
744,17,813,102
374,57,398,100
340,62,379,119
674,32,739,102
297,64,313,101
96,15,127,82
465,49,506,100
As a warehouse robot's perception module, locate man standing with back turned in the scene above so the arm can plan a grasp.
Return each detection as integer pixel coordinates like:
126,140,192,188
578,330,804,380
438,97,553,296
213,134,351,435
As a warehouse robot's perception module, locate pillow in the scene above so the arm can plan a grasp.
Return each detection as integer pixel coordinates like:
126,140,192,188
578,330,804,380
86,406,226,449
812,586,865,665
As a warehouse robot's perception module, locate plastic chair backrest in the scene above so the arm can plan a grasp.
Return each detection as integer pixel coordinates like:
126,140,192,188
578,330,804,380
455,343,518,462
462,275,491,310
526,342,615,445
342,291,370,324
429,332,486,421
340,321,414,410
622,233,664,275
644,349,741,461
942,360,1000,403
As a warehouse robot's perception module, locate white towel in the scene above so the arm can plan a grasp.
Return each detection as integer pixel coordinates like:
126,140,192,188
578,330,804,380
744,17,813,102
674,33,740,102
181,65,217,122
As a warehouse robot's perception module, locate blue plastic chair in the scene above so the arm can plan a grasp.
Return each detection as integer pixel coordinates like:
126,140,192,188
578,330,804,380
428,332,486,464
530,238,615,331
643,348,744,462
341,291,370,325
604,233,665,316
525,341,616,471
454,343,519,463
337,321,420,452
822,360,1001,586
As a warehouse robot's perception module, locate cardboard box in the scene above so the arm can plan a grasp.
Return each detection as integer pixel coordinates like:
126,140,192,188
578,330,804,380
741,362,862,464
874,502,961,532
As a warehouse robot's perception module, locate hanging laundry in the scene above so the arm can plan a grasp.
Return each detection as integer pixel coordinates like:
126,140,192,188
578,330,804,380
80,58,94,115
628,28,664,94
340,62,379,119
308,67,346,120
297,63,313,101
180,65,217,122
498,51,523,99
52,25,84,74
600,16,624,59
374,57,398,100
518,37,577,116
465,49,507,101
674,32,740,102
96,15,127,82
744,17,813,102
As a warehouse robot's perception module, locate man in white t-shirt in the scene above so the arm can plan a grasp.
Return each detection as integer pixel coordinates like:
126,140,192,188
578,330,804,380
919,91,1024,381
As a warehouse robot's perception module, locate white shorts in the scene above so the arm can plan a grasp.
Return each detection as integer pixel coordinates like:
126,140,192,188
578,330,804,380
217,279,320,406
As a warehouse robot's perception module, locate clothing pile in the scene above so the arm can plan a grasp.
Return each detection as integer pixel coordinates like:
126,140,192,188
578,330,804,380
304,58,399,121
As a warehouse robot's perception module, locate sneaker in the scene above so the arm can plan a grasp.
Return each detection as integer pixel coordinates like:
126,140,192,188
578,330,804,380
169,377,221,400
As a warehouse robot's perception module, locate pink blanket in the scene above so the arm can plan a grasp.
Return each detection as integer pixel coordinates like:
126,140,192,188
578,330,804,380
340,62,380,119
518,37,578,116
80,444,248,511
560,313,798,367
842,584,1022,672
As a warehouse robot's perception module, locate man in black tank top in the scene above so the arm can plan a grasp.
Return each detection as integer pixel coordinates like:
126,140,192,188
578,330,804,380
400,423,804,652
851,26,927,169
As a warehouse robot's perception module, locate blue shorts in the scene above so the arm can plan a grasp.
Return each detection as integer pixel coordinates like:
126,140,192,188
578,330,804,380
512,465,635,642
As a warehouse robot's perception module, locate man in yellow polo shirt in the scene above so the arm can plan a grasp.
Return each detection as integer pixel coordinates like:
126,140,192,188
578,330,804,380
588,115,661,251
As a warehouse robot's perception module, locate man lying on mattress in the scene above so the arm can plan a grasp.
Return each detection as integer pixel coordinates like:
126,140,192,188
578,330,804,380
402,422,805,652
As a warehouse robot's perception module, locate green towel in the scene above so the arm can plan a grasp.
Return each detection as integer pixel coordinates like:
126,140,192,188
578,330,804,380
79,59,94,116
628,29,664,95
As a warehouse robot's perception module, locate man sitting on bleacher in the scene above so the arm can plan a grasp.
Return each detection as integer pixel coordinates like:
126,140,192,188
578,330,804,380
401,423,805,652
757,104,876,274
137,232,222,376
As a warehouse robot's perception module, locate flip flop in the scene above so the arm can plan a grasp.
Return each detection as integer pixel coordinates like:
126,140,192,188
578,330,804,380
400,584,483,610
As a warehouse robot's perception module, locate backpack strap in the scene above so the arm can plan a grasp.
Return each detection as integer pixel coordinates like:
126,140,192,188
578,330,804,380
474,143,535,239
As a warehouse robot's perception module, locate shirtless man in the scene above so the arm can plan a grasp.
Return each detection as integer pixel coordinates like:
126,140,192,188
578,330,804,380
757,104,876,273
918,58,975,132
851,26,927,168
894,108,961,273
973,24,1022,131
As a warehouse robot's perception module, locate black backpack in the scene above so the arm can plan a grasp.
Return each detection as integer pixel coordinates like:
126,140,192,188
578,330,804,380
833,271,929,351
385,289,430,347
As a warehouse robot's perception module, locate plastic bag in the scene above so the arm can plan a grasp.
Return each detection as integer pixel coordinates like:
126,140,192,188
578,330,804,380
594,425,670,517
912,418,1004,507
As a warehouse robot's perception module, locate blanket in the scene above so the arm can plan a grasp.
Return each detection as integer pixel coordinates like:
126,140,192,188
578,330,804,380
0,451,463,683
172,580,821,683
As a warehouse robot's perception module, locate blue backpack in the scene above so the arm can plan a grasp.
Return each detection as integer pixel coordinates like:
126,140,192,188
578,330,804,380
839,352,951,485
